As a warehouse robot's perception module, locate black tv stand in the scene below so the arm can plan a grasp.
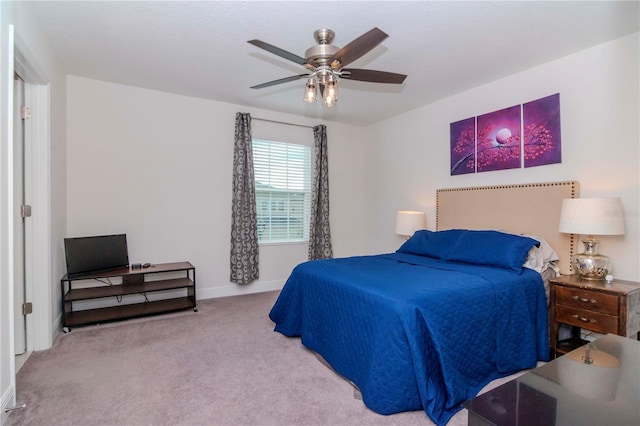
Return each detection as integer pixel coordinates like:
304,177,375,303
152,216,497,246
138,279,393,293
60,261,196,331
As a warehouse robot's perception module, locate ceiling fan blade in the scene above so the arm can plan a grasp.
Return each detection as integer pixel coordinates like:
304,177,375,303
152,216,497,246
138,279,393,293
250,74,309,89
329,27,389,69
247,39,308,66
341,69,407,84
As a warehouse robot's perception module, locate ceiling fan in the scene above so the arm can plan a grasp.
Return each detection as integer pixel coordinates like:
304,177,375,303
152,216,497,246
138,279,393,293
247,27,407,107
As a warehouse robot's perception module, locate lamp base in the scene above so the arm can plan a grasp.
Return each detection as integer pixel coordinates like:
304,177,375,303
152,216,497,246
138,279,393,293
573,238,611,281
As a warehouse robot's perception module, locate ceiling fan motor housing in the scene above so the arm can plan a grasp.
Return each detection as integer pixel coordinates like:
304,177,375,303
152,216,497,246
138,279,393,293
305,29,340,67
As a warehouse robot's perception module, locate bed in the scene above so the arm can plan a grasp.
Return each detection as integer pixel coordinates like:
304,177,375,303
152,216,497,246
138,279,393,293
269,181,578,425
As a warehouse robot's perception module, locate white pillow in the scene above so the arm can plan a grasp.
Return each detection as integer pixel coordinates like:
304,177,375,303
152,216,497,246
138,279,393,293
525,234,559,262
523,245,544,272
522,235,559,274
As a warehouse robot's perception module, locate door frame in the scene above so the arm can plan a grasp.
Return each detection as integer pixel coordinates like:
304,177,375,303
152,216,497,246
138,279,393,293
14,30,52,352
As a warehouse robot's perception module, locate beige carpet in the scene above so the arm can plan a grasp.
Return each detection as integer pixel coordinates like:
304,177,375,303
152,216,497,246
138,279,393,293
7,291,527,425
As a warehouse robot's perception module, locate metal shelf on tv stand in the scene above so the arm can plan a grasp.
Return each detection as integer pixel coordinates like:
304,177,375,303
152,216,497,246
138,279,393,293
60,261,196,331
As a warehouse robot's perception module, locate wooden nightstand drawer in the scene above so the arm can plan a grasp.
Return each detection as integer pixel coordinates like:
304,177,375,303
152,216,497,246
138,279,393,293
549,275,640,358
556,286,618,315
555,304,619,334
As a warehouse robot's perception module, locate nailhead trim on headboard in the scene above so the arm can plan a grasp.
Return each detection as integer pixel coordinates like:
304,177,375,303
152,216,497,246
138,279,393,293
436,181,579,274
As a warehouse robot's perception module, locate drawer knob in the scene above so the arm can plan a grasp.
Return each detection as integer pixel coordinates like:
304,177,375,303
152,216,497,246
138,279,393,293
572,295,597,304
571,314,597,323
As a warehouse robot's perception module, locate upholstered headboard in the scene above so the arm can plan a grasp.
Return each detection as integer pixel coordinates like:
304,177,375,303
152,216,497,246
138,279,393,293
436,181,579,275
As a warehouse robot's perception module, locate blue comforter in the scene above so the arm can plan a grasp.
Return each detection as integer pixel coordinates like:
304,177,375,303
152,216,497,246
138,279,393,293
269,253,549,425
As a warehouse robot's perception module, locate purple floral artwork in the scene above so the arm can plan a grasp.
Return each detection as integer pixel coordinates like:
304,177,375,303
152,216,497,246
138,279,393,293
476,105,521,172
523,93,562,168
450,117,476,175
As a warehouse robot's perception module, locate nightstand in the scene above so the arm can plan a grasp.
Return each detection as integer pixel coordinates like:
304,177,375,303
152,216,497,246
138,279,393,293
549,274,640,358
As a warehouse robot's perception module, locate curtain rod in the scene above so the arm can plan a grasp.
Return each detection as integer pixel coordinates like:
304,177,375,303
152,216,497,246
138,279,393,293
252,117,314,129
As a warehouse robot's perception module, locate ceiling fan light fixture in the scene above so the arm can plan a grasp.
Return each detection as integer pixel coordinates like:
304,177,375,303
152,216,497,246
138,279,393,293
323,76,338,107
303,78,317,103
323,94,336,108
317,68,331,85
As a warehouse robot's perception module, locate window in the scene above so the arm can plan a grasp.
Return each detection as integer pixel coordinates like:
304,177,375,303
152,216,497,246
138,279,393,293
253,139,311,243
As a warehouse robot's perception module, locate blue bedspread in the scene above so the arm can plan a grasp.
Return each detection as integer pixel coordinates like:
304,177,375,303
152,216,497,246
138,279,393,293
269,253,549,425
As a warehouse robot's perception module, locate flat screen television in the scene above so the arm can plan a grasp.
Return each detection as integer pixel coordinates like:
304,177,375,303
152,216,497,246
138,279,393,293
64,234,129,277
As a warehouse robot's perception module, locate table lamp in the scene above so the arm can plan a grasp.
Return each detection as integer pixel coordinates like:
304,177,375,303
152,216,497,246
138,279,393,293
559,198,625,280
395,211,426,240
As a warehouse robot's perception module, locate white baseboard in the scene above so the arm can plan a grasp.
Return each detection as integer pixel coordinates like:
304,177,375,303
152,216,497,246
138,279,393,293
196,279,285,300
1,384,16,425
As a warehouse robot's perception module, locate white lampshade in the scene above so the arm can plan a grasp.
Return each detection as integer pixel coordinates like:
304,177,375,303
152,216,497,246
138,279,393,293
395,211,426,237
559,198,625,235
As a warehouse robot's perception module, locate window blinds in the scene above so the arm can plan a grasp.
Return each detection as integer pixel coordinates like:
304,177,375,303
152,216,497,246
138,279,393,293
253,139,311,243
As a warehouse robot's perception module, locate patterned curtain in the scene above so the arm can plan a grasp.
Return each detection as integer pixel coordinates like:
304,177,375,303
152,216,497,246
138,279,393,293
230,113,259,285
308,125,333,260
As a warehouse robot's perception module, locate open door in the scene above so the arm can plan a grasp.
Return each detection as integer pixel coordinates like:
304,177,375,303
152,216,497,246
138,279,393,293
13,73,27,356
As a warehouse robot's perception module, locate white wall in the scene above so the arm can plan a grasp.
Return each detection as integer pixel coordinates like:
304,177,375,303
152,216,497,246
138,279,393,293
364,33,640,281
66,76,367,299
1,0,66,421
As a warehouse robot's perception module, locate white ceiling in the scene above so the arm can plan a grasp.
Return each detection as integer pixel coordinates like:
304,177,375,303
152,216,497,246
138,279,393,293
24,1,640,126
